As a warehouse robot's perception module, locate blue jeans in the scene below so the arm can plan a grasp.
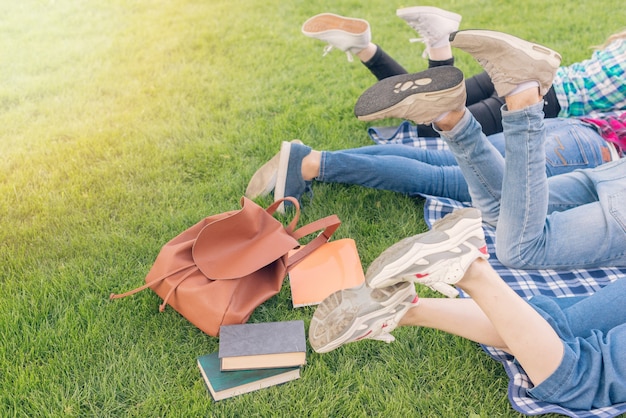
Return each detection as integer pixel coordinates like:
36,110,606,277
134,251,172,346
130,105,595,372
439,101,626,269
316,119,612,203
527,279,626,409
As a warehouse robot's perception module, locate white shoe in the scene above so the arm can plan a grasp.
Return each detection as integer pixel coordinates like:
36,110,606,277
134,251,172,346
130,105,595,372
365,208,489,298
396,6,461,58
302,13,371,62
309,282,419,353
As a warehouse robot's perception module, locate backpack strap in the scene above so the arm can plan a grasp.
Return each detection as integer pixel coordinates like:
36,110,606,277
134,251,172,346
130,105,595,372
266,197,341,269
265,196,301,233
286,214,341,269
109,263,196,300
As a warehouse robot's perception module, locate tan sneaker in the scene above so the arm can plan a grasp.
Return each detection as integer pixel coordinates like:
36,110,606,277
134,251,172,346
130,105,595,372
449,29,561,97
302,13,371,62
354,66,465,124
245,139,303,199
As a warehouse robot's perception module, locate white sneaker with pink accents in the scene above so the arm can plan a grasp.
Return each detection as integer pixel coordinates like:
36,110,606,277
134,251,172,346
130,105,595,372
365,207,489,298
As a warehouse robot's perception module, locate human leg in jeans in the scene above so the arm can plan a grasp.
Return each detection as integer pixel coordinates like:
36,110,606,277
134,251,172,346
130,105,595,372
317,144,470,200
353,30,626,269
445,30,626,268
247,141,473,202
244,121,612,206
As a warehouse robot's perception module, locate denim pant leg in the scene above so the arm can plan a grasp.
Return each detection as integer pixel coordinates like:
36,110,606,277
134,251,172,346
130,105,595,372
564,278,626,336
496,102,626,268
437,110,506,225
495,101,550,267
317,144,473,201
437,114,612,222
526,279,626,409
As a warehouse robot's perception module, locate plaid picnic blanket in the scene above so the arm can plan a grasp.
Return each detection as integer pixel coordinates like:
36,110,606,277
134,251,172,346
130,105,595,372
369,124,626,417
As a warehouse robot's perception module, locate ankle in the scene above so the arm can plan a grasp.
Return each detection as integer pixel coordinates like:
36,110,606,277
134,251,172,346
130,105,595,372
433,108,465,131
357,43,378,62
427,45,453,61
301,150,321,180
455,258,491,291
505,87,542,111
398,304,420,326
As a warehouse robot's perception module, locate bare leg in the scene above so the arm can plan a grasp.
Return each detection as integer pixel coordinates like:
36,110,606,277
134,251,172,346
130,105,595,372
399,297,509,350
400,258,563,385
455,259,563,385
356,43,377,62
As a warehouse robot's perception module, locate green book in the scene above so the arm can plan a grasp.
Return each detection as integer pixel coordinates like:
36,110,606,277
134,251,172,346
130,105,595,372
197,352,300,401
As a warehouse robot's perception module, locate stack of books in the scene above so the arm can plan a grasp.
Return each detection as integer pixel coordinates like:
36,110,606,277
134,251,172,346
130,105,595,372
197,320,306,401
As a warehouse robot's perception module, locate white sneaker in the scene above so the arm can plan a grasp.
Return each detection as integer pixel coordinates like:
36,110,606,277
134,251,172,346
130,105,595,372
302,13,371,62
309,282,419,353
396,6,461,58
365,208,489,298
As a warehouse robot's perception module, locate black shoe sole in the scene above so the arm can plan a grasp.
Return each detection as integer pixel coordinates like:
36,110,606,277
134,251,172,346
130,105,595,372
354,66,464,119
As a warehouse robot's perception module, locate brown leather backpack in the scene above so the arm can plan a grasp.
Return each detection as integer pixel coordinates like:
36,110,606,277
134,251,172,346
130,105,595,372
110,197,340,336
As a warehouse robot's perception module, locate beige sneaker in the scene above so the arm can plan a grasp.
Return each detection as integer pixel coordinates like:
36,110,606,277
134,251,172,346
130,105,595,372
449,29,561,97
354,66,466,124
245,139,303,199
301,13,371,62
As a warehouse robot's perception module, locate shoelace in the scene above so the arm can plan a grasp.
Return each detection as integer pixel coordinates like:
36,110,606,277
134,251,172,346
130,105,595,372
406,20,437,59
322,44,355,62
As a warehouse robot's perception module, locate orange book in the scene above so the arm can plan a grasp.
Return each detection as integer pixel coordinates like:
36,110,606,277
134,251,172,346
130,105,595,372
288,239,365,308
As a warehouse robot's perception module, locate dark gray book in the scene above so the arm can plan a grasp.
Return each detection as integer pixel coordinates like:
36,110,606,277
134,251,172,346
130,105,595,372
218,320,306,371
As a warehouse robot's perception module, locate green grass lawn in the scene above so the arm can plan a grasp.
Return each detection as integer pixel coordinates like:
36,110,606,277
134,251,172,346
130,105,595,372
2,0,625,416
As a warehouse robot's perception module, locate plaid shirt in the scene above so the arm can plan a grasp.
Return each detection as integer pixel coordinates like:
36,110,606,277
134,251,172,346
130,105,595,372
553,38,626,117
580,111,626,153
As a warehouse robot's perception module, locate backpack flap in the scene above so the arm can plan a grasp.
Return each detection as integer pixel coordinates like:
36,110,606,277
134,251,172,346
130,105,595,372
192,197,300,279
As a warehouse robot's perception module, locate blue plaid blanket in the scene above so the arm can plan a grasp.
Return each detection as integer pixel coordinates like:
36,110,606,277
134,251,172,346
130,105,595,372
369,124,626,418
